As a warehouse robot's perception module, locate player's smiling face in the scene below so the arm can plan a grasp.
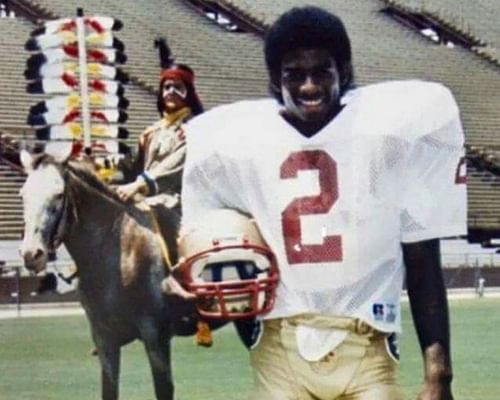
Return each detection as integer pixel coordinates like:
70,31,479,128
280,48,341,130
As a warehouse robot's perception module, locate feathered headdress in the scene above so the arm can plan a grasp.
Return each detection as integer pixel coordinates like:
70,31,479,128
155,37,175,70
155,37,194,85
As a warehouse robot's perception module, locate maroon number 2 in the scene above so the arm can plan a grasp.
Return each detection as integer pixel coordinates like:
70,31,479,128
280,150,343,264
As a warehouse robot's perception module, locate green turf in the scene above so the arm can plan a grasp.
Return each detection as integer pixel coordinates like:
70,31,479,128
0,298,499,399
400,298,500,400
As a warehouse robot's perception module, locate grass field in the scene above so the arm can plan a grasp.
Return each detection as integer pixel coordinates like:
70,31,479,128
0,298,499,400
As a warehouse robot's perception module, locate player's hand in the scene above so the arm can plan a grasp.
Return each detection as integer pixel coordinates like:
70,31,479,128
116,181,142,201
416,381,453,400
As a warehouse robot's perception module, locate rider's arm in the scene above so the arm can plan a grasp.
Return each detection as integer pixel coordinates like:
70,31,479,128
145,142,186,195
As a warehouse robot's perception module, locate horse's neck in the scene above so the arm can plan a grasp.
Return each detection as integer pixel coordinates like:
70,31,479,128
74,180,123,226
64,174,124,270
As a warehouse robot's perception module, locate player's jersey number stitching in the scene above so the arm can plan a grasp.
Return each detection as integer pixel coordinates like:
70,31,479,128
280,150,343,264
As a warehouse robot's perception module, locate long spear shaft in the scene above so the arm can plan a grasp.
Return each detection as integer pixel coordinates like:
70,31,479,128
76,7,91,154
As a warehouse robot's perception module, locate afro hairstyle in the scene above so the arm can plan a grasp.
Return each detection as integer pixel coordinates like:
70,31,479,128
264,6,354,102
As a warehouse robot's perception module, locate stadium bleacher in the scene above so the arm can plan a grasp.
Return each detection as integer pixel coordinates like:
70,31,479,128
393,0,500,50
0,0,499,243
0,157,24,240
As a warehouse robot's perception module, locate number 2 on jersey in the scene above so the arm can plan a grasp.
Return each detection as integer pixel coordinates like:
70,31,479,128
280,150,343,264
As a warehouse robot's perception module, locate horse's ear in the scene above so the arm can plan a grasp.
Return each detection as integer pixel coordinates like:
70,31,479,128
20,150,34,172
45,142,73,163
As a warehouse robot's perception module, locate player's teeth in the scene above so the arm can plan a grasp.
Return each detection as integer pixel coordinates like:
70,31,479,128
300,99,322,106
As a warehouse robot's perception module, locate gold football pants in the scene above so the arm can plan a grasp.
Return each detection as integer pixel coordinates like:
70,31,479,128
249,315,404,400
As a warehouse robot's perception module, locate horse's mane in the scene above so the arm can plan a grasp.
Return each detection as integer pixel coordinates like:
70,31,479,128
66,160,126,205
34,153,126,206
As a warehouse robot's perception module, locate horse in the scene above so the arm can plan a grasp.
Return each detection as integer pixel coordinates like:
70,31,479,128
18,148,211,400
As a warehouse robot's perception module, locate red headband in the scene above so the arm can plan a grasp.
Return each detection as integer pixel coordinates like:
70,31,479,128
159,68,194,85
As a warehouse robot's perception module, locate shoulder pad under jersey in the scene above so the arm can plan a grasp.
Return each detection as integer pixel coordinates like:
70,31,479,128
186,98,276,147
350,80,460,143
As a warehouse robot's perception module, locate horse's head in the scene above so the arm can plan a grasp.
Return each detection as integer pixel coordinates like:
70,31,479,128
19,148,72,273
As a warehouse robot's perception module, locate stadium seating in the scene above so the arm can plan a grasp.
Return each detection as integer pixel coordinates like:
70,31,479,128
0,158,24,240
28,0,269,109
468,167,500,229
393,0,500,50
0,0,499,239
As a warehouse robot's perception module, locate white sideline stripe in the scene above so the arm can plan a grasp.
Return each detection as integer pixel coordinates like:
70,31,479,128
0,302,84,319
1,289,500,320
449,287,500,298
401,287,500,301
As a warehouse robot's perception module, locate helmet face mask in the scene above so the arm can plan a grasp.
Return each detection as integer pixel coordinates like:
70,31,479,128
179,211,279,320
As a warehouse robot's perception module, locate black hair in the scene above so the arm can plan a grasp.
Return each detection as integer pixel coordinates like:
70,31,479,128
154,38,204,117
264,6,354,102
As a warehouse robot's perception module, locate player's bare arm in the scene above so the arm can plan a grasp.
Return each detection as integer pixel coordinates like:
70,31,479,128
403,239,454,400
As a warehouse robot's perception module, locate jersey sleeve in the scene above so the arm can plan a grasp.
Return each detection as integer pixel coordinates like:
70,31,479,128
182,158,226,227
181,110,246,231
400,88,467,243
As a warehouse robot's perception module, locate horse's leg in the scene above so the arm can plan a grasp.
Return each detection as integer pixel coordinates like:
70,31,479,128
140,320,174,400
146,341,174,400
96,342,121,400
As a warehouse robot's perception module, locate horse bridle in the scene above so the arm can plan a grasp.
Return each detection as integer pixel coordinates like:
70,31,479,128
47,168,73,252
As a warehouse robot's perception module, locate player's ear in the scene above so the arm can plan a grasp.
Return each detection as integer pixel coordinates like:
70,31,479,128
339,61,353,91
268,78,283,103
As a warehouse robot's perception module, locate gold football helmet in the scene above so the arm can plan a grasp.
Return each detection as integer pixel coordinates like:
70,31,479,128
178,209,279,320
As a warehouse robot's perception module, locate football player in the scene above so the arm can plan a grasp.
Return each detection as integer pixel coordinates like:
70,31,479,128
180,6,465,400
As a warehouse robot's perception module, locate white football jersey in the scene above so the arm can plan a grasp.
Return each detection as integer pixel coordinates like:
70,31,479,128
182,80,466,356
